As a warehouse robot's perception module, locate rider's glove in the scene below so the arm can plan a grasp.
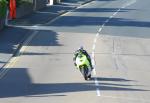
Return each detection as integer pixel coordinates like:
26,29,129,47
74,63,77,66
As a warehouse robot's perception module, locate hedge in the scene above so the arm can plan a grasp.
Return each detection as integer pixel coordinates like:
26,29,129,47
16,0,33,7
0,0,7,18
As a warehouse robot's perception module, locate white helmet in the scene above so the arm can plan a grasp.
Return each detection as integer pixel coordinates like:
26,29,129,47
78,46,84,50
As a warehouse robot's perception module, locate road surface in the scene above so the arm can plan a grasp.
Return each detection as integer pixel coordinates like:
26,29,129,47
0,0,150,103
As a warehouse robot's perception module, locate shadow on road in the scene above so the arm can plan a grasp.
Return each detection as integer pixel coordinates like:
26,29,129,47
96,0,116,1
0,27,31,54
74,8,135,12
0,68,148,98
18,30,63,56
50,16,150,28
25,30,62,47
0,28,62,55
9,4,75,26
0,26,62,69
48,15,150,38
90,77,134,82
0,61,6,63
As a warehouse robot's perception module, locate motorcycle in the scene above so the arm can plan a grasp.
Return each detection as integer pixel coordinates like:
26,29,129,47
75,53,92,80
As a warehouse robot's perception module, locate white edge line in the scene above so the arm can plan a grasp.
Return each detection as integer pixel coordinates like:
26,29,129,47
92,35,101,96
96,88,101,96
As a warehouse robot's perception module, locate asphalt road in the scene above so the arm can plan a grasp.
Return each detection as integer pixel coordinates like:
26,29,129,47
0,0,150,103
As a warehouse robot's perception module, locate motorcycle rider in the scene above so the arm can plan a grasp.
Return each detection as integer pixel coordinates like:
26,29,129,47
73,46,93,70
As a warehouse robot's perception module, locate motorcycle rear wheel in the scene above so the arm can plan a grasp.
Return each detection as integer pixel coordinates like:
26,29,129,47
80,67,88,80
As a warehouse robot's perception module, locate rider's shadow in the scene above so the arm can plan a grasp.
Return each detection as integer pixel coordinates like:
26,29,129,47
90,77,133,82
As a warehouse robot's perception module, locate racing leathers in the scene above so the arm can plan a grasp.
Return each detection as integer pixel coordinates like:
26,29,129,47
73,49,93,70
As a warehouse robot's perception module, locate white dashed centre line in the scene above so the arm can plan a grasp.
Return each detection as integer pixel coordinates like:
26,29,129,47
91,0,136,96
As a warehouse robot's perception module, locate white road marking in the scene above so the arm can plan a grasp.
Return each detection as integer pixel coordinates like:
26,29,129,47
113,12,118,16
94,38,97,44
92,37,101,96
92,44,96,50
98,28,102,32
105,19,110,23
91,0,136,96
96,88,101,96
0,57,18,79
117,9,121,12
110,15,114,19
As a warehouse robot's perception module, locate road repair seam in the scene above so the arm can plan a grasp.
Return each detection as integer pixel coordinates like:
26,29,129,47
101,95,150,102
91,0,136,96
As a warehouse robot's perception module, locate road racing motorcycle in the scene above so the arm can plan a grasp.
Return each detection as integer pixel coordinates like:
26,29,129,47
75,53,92,80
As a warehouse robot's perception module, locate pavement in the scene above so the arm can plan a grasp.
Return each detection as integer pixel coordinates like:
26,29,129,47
0,0,93,69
